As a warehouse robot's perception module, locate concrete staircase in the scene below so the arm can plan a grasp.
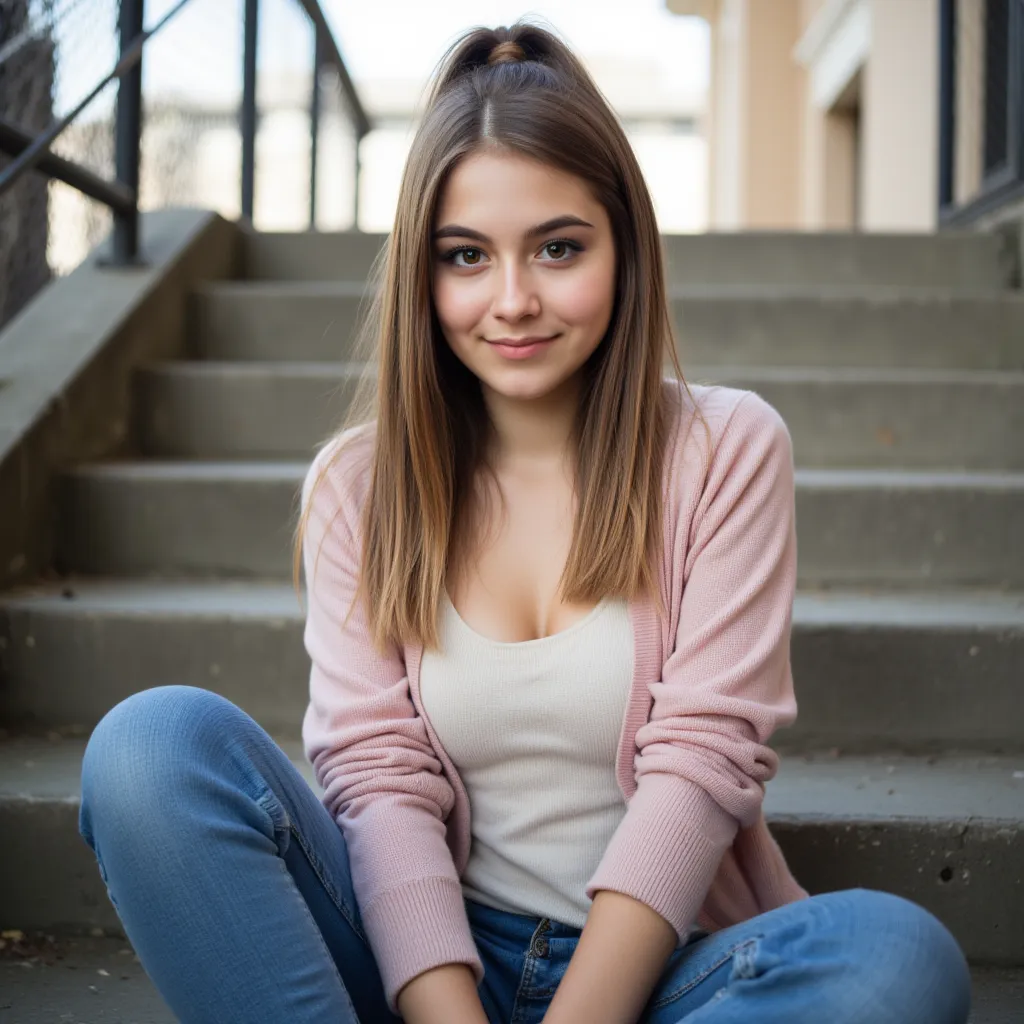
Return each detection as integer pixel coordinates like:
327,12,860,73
1,229,1023,1021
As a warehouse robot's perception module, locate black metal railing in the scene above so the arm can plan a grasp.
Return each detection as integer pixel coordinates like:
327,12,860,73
0,0,371,268
939,0,1024,223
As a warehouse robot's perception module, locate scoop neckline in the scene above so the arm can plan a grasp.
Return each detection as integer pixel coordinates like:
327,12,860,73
441,589,613,648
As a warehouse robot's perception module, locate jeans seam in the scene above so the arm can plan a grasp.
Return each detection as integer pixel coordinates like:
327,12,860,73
509,948,539,1023
286,824,369,946
254,784,369,947
280,840,363,1023
647,937,759,1010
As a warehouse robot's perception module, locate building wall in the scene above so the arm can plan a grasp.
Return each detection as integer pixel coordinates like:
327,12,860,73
745,0,803,227
860,0,938,230
705,0,803,229
677,0,939,232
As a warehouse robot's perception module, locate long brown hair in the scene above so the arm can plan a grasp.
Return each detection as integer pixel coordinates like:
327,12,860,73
294,20,693,654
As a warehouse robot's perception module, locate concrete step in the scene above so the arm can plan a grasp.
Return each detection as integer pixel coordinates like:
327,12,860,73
0,736,1019,966
1,581,1022,752
3,932,1021,1024
55,461,1024,586
2,938,1021,1024
136,361,1024,470
192,282,1024,370
242,230,1017,289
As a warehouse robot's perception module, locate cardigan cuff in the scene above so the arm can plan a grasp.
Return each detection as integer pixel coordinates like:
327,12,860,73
361,875,484,1015
586,773,738,942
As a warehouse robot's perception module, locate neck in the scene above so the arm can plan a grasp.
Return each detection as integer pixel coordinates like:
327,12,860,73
482,372,582,471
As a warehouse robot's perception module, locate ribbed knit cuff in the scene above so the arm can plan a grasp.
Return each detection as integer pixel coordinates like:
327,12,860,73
361,875,484,1015
586,774,738,941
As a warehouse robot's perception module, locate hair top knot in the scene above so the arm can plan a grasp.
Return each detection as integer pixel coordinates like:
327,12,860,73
487,40,527,65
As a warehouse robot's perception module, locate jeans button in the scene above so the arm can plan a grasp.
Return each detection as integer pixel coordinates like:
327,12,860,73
532,937,549,957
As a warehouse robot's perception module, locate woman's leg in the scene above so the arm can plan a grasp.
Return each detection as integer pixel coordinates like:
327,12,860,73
78,684,400,1024
641,888,971,1024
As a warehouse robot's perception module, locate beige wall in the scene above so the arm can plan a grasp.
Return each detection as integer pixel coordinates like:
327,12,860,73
677,0,939,231
745,0,803,227
705,0,803,228
860,0,938,229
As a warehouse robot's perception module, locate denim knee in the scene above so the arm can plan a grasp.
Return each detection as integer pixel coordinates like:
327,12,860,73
79,685,235,843
840,888,971,1022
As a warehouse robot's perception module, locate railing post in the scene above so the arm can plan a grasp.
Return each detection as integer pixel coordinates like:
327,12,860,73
241,0,259,223
309,24,321,230
352,133,361,231
112,0,144,264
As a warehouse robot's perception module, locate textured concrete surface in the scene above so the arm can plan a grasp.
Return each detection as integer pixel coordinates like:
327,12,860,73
54,461,1024,585
0,735,1020,961
134,359,1024,468
0,209,239,591
2,581,1022,747
242,230,1017,288
193,281,1024,369
4,226,1024,1017
1,934,1021,1023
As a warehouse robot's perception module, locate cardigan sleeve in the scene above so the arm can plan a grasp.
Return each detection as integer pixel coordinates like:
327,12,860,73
299,438,483,1013
585,391,798,941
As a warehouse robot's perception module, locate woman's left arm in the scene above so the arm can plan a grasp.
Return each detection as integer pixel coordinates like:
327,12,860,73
543,889,677,1024
545,393,799,1024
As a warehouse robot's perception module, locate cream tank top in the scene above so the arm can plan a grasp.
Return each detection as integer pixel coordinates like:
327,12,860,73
419,590,634,927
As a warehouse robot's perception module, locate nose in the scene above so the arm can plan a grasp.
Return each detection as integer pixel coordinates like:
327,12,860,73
492,260,540,322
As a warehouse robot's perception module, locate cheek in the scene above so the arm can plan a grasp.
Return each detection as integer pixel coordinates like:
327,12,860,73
549,260,615,329
433,275,487,336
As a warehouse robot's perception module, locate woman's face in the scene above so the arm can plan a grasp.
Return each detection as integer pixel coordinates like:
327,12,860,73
431,149,616,405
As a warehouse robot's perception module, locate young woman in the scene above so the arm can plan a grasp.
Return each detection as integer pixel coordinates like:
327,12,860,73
79,21,971,1024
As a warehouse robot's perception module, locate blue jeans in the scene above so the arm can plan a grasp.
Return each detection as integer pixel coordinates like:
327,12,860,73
78,685,971,1023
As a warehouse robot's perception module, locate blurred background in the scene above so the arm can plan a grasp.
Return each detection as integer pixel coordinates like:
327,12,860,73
1,0,709,304
3,0,1020,325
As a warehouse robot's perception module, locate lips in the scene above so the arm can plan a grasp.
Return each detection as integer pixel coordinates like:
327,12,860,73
486,335,557,348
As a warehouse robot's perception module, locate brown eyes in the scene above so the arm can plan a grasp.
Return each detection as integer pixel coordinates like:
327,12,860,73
439,239,583,268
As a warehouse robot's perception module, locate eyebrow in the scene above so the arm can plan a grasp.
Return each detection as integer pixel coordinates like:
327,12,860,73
432,215,595,243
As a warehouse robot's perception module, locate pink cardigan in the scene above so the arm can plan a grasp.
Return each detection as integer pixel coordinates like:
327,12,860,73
301,380,809,1013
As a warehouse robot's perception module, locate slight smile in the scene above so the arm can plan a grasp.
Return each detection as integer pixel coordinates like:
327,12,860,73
486,335,559,360
486,335,559,347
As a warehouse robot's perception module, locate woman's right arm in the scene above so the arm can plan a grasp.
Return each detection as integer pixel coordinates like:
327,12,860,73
397,964,490,1024
299,438,485,1019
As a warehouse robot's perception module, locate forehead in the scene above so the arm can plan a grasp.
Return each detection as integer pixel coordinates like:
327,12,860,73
434,149,604,230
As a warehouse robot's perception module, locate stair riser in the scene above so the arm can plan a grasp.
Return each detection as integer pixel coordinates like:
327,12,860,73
770,817,1022,966
137,367,1024,470
194,291,1024,370
2,799,1017,964
3,609,1023,751
57,472,1024,586
786,622,1024,752
243,231,1016,289
795,481,1023,588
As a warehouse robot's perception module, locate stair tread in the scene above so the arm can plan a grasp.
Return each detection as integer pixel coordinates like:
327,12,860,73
64,460,307,481
63,459,1024,489
3,578,1023,626
195,279,1024,302
145,360,1024,385
0,934,1019,1022
2,732,1021,824
795,467,1024,488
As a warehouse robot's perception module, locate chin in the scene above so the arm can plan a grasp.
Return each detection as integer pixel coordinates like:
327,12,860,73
482,366,575,402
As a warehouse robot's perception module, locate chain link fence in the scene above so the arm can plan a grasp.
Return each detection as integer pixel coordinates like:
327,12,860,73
0,0,360,331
